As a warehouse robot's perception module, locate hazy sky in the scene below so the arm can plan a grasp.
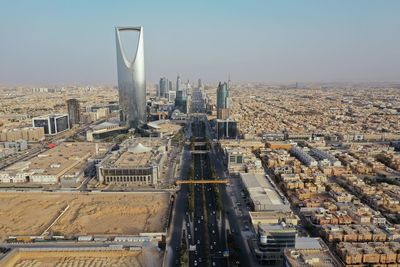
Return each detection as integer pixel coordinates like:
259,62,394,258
0,0,399,85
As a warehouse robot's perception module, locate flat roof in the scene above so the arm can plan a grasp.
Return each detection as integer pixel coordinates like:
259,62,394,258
5,143,110,177
240,173,290,211
114,150,154,168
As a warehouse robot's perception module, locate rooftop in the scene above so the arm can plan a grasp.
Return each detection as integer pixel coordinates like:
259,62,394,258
241,173,290,211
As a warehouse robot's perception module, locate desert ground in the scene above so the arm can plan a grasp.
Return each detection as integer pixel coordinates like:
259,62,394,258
0,192,170,240
1,248,163,267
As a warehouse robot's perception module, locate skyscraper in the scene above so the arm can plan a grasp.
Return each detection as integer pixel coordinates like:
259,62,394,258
159,77,168,98
176,75,181,91
115,26,146,128
66,98,80,125
217,81,230,119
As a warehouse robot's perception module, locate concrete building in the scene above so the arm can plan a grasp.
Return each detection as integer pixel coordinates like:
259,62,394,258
249,211,298,265
310,148,341,167
168,90,176,103
32,114,70,135
0,143,110,184
115,26,146,128
97,138,168,185
0,127,45,142
66,98,80,125
290,145,318,167
86,122,129,141
240,173,290,212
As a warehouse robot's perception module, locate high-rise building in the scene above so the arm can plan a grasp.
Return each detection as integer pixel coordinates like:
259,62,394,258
159,77,168,98
175,90,187,113
66,98,80,125
176,75,181,91
217,81,230,119
216,119,237,139
32,114,70,135
169,81,173,93
115,26,146,128
198,78,203,89
168,91,177,103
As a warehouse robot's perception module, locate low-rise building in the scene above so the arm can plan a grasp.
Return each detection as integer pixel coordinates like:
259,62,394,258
97,138,168,186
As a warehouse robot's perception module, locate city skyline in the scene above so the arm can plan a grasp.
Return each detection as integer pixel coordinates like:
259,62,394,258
0,0,400,85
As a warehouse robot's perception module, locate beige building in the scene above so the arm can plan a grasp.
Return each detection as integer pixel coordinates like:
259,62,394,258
0,127,44,142
97,138,168,186
0,142,110,184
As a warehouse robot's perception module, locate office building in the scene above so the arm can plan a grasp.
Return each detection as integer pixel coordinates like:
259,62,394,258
115,26,146,128
159,77,169,98
249,211,298,265
168,90,177,103
176,75,181,91
175,90,187,113
216,119,237,139
66,98,80,125
217,81,230,119
32,114,70,135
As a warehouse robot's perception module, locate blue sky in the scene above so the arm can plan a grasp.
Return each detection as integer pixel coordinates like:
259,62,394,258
0,0,399,85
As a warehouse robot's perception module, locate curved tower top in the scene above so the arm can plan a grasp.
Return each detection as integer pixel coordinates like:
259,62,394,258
115,26,146,128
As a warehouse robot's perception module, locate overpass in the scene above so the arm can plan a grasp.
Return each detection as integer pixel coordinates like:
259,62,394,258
176,179,229,185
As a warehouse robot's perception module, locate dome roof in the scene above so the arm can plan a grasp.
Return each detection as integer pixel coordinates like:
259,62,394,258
128,143,152,153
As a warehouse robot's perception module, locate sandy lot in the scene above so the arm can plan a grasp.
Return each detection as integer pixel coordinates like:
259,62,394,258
1,248,163,267
0,192,170,240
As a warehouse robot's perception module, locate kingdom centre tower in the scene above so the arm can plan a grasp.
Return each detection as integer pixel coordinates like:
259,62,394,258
115,26,146,128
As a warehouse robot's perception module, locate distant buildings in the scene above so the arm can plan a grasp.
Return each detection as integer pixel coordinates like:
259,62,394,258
0,127,44,142
66,98,80,125
32,114,70,135
115,26,146,128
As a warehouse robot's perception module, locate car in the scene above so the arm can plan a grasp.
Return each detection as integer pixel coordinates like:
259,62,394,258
197,240,200,244
213,241,216,245
195,227,197,231
210,245,213,250
194,260,198,266
212,262,216,266
212,230,215,234
198,220,200,223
